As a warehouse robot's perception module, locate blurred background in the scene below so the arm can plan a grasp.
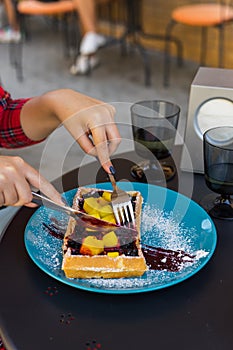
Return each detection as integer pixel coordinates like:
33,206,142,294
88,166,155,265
1,0,232,181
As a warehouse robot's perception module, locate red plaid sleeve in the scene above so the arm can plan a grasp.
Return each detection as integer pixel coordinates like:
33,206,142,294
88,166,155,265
0,86,44,148
0,337,6,350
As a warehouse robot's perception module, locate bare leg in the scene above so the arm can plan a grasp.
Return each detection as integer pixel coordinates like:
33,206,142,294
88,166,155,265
72,0,109,34
72,0,97,34
0,0,21,42
70,0,111,74
3,0,19,30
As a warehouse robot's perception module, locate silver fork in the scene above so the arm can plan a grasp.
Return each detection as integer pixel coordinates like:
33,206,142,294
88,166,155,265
108,173,135,226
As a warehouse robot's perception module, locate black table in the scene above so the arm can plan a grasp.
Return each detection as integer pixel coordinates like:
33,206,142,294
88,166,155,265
0,152,233,350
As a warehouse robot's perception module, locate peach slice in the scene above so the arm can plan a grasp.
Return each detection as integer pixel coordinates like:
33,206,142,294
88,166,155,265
80,236,104,256
103,231,118,248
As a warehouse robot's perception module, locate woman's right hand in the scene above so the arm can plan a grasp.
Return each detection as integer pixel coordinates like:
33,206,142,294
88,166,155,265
0,156,63,207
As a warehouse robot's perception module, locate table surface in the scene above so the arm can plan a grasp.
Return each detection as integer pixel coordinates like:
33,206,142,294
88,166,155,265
1,151,233,350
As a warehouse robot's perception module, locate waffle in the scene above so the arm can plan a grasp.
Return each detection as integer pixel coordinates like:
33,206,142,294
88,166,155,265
62,187,147,279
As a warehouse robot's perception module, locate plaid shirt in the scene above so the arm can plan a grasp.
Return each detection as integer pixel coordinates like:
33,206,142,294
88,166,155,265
0,86,42,148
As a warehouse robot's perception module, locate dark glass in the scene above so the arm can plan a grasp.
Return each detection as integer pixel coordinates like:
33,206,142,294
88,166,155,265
131,100,180,183
205,163,233,194
133,126,176,159
200,126,233,220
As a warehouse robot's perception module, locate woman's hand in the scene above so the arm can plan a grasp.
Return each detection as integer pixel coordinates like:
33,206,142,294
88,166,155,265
62,101,121,173
20,89,121,173
0,156,63,207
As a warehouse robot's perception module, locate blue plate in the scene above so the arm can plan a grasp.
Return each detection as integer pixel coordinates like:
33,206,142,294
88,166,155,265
24,183,217,294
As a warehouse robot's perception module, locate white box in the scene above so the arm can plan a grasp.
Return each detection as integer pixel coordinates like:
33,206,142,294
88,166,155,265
181,67,233,173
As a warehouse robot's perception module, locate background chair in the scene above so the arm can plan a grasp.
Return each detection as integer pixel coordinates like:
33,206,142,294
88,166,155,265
164,1,233,87
15,0,79,80
15,0,127,80
99,0,183,87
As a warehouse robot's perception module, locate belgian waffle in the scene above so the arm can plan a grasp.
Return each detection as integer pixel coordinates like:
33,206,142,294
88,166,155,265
62,187,147,279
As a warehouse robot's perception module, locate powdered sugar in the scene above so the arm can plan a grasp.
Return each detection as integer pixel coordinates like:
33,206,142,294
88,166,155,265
25,208,67,270
141,204,196,253
195,249,209,260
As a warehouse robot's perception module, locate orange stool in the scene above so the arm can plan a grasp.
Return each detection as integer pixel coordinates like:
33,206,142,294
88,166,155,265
164,3,233,86
18,0,75,16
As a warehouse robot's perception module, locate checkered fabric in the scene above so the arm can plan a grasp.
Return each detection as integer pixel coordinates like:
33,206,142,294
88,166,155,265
0,337,6,350
0,86,42,148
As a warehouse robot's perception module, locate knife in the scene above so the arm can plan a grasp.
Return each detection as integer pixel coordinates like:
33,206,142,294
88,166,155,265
31,191,136,233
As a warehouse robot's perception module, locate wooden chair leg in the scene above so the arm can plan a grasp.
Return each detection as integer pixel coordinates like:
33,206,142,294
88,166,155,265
61,13,71,58
218,24,224,68
200,26,207,65
163,19,176,88
9,42,23,81
67,12,81,59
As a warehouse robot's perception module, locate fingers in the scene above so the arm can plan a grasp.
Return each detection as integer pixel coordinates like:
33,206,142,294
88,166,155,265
0,156,62,207
0,182,32,207
23,162,64,206
3,184,26,207
0,157,32,206
105,123,121,155
92,122,121,173
77,123,121,173
0,192,5,207
34,174,64,206
59,98,120,174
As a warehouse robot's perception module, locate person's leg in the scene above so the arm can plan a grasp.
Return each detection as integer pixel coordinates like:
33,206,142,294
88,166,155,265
70,0,110,74
73,0,97,34
4,0,19,30
0,0,21,42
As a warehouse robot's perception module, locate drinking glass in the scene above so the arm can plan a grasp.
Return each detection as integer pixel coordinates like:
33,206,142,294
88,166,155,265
200,126,233,219
130,100,180,182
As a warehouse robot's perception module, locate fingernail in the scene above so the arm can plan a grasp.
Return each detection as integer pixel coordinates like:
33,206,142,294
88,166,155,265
109,166,116,175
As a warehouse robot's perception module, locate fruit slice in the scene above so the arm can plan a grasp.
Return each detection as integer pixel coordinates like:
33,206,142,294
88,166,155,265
99,204,113,218
88,210,101,220
102,214,116,224
102,191,112,202
83,197,100,214
103,231,118,248
80,236,104,256
107,252,119,258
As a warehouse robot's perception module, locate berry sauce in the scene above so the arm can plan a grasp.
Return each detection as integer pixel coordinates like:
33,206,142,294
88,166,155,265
43,219,195,272
141,244,194,272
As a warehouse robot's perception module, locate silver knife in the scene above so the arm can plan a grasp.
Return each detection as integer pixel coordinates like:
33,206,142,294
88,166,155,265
31,191,136,233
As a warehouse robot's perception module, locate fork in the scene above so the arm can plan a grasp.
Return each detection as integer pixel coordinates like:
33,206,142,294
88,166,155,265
108,173,135,226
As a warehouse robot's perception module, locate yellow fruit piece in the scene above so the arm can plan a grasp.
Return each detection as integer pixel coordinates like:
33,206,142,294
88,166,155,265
103,231,118,247
83,196,111,214
107,252,119,258
83,197,100,214
102,191,112,202
102,214,116,224
80,236,104,256
88,209,101,220
99,204,113,218
97,196,109,206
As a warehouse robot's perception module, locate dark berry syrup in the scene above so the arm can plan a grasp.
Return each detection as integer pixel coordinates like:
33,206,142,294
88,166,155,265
43,218,195,272
142,244,195,272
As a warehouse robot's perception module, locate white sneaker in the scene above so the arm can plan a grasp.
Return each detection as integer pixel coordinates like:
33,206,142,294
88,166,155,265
80,32,106,55
70,55,100,75
0,27,21,43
